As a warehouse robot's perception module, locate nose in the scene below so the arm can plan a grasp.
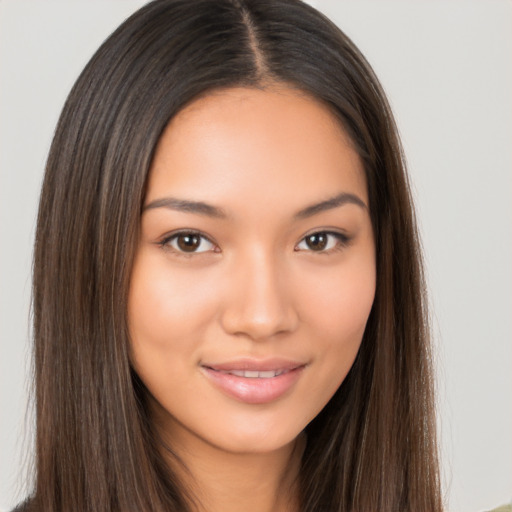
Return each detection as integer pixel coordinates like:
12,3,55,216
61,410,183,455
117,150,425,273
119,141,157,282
219,250,299,341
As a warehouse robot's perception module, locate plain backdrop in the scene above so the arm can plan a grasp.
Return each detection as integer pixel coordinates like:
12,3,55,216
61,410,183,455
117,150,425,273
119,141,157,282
1,1,511,511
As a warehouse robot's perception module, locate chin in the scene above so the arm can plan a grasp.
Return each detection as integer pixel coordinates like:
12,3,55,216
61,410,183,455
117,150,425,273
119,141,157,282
199,408,310,456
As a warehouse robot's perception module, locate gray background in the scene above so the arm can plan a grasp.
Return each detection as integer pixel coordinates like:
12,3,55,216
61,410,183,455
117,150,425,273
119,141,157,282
1,1,511,510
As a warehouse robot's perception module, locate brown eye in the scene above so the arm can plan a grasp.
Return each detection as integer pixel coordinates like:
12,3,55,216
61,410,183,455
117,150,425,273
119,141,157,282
177,233,201,252
164,232,216,254
305,233,328,251
295,231,349,253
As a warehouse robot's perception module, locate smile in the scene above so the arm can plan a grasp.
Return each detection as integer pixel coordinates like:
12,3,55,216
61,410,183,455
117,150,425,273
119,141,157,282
217,369,288,378
201,359,306,404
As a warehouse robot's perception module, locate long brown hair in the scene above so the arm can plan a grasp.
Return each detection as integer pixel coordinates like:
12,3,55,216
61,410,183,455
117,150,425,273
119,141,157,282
29,0,442,510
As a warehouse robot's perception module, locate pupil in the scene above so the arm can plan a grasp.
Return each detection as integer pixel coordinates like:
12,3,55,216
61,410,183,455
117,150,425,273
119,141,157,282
178,234,200,252
307,233,327,250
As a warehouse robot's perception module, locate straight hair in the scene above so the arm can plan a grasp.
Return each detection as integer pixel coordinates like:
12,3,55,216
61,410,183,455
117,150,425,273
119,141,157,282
29,0,442,510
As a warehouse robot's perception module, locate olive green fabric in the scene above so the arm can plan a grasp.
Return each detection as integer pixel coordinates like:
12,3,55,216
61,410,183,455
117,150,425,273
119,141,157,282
487,505,512,512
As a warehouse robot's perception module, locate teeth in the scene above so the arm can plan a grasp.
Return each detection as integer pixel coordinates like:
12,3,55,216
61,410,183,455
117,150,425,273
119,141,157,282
258,370,278,378
222,369,285,378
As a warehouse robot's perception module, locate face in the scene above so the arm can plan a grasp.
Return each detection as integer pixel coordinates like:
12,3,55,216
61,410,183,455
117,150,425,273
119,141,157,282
128,86,376,456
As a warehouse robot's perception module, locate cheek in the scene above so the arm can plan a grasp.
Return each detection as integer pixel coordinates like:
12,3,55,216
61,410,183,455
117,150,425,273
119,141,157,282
297,256,376,343
127,252,222,409
291,254,376,401
128,253,218,353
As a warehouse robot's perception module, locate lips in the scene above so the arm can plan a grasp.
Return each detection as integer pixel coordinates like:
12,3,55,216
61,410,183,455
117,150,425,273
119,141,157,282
201,359,306,404
217,369,287,378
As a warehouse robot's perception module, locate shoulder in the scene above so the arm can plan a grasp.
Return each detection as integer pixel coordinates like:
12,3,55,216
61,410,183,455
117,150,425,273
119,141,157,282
486,505,512,512
10,500,36,512
10,504,25,512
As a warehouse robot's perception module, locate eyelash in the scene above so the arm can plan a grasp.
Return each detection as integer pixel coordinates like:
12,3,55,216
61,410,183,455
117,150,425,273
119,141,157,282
295,231,350,254
158,229,218,257
158,230,350,256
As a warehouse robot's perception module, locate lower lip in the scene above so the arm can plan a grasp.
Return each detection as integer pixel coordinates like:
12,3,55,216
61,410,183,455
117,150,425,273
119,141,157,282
201,366,304,404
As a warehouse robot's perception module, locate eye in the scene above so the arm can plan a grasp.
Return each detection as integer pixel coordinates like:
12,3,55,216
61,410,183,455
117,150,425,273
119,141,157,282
161,231,217,254
295,231,348,252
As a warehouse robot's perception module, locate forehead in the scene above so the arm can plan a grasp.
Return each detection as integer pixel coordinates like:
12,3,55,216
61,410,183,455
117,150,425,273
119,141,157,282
146,86,367,212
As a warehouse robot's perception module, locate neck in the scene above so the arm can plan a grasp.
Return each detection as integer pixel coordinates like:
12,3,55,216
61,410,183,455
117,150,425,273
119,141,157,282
161,431,305,512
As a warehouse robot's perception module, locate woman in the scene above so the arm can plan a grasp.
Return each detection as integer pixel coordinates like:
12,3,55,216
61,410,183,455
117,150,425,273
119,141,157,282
22,0,442,510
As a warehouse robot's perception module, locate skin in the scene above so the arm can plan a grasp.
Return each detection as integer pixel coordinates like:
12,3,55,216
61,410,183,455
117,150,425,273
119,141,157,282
128,86,376,512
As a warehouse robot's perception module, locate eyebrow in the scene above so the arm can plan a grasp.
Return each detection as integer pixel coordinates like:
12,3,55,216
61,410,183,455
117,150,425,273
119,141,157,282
143,191,367,219
294,192,367,219
143,197,227,218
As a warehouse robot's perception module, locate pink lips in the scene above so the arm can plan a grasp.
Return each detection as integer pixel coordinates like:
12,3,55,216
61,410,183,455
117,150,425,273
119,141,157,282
201,358,306,404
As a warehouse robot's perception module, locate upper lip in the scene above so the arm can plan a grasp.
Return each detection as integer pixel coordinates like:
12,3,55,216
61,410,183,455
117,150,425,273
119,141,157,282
201,358,306,372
